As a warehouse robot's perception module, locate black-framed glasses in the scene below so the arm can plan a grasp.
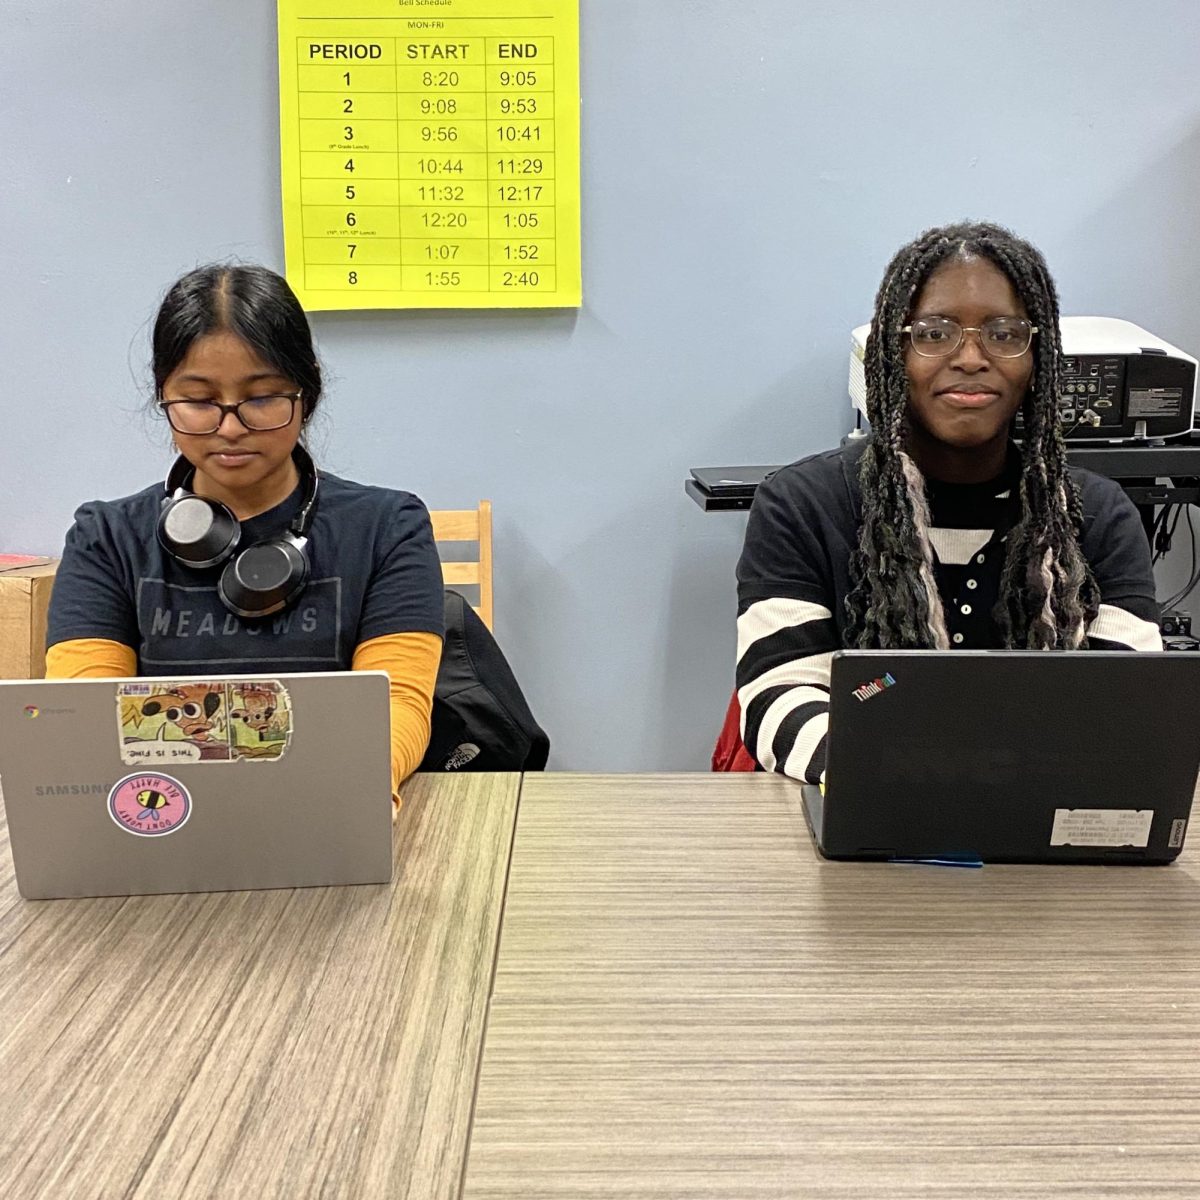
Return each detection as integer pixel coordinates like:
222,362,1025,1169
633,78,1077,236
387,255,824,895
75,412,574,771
902,316,1037,359
159,391,302,435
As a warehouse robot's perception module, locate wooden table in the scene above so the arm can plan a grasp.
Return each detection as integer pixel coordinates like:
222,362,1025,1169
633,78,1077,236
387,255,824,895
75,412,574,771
463,773,1200,1199
0,772,519,1200
6,772,1200,1198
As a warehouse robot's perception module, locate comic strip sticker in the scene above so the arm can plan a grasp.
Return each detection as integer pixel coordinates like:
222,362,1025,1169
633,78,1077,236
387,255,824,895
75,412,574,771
117,680,293,765
226,680,294,761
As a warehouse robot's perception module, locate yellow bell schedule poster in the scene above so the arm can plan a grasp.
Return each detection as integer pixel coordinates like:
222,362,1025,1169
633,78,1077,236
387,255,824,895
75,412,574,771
278,0,580,310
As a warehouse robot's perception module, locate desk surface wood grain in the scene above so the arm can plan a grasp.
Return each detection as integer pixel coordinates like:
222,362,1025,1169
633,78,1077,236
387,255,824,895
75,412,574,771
0,772,520,1200
463,773,1200,1200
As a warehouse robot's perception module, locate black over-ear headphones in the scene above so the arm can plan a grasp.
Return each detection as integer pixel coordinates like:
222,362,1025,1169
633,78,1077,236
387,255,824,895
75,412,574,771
157,446,319,619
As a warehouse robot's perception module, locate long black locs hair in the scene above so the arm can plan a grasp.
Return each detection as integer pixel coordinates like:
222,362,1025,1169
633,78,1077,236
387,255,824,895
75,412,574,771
843,221,1100,650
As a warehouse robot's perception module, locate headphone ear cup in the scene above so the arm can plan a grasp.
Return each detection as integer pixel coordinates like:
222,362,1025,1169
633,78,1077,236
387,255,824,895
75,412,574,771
158,494,241,569
218,536,311,619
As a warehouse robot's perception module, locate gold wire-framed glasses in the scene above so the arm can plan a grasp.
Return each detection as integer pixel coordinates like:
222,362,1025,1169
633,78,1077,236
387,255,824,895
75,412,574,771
902,317,1037,359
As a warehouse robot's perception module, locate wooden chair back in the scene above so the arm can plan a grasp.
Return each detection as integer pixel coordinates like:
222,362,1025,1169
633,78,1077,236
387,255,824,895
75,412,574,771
429,501,494,630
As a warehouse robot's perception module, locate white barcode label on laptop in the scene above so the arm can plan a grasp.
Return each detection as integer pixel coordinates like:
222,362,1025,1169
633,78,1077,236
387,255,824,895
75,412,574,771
1050,808,1153,848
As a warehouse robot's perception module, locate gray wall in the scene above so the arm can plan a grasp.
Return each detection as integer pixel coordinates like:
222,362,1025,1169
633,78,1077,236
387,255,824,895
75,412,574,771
3,1,1200,768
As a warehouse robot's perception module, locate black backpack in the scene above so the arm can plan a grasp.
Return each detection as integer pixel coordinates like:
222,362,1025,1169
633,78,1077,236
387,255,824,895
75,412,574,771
420,590,550,771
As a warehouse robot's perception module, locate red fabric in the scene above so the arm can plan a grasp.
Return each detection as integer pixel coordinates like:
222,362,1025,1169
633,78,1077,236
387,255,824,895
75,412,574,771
712,689,757,771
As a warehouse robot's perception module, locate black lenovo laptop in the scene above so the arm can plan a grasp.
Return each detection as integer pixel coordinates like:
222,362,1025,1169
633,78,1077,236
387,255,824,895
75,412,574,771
801,650,1200,865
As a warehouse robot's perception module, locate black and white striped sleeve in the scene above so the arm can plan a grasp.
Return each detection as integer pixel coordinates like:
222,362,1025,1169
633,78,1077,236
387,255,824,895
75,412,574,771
735,467,843,783
736,597,836,780
1078,475,1162,651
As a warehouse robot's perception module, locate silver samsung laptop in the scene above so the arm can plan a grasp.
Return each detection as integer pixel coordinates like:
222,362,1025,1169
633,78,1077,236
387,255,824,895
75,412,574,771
0,672,392,899
802,651,1200,865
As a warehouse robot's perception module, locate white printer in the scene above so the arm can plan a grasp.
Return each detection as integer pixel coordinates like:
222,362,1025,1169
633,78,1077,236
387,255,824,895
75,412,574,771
849,316,1198,442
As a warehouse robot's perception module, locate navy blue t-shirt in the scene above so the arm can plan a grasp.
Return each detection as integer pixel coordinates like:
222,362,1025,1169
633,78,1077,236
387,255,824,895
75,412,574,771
48,472,445,673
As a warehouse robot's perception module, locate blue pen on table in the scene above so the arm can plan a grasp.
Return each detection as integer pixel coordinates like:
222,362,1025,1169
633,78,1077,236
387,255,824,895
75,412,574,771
889,855,983,869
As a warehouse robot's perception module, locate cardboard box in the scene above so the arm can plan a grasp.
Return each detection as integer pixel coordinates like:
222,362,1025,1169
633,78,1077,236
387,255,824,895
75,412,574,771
0,562,59,679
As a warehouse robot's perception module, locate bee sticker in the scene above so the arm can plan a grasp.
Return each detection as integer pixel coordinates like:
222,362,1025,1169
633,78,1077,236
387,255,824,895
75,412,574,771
108,773,191,836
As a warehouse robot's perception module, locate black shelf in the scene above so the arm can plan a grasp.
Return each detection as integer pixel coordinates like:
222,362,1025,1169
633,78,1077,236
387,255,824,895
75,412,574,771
686,443,1200,527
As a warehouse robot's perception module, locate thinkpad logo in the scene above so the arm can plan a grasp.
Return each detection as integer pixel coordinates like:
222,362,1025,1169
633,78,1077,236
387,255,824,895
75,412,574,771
852,672,896,702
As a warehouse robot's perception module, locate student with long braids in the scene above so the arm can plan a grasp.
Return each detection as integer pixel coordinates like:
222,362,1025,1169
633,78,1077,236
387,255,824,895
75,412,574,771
736,221,1161,783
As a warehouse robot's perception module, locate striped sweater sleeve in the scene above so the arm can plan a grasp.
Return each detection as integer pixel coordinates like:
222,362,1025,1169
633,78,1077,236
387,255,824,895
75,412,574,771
736,598,835,782
735,464,845,784
1078,476,1162,651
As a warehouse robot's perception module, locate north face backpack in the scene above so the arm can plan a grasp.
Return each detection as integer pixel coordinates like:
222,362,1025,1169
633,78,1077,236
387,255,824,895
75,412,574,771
419,590,550,771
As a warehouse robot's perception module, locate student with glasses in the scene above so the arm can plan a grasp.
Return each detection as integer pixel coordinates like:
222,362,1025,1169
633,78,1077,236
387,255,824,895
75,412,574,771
735,221,1161,784
45,264,445,806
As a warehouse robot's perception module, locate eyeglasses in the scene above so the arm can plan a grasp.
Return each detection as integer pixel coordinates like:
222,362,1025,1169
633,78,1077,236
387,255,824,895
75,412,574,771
159,392,302,435
902,316,1037,359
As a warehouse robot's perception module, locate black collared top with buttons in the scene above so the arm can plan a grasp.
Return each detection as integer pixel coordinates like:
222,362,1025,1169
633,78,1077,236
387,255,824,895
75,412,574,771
924,456,1022,648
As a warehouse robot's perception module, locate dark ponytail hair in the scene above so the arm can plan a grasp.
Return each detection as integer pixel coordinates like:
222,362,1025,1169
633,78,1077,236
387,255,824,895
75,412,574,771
152,264,322,420
845,220,1100,650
